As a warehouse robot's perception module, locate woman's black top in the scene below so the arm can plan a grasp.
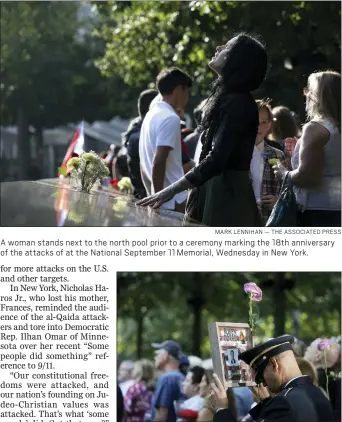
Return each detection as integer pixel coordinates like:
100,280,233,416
185,92,258,187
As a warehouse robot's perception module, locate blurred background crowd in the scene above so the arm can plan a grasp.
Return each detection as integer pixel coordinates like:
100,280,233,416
117,337,341,422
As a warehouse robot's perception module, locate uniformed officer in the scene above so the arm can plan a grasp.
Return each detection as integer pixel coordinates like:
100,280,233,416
211,335,335,422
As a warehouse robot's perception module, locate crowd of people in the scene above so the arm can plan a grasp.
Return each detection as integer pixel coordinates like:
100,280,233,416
105,32,340,227
117,336,341,422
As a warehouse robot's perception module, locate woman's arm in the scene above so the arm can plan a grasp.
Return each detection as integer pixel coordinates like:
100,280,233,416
137,95,250,208
290,122,329,187
163,101,244,196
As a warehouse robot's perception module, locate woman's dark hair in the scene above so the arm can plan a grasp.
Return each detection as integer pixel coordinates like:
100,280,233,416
138,89,158,116
190,366,205,384
270,106,299,140
200,33,268,157
193,99,207,126
115,154,129,177
156,67,193,95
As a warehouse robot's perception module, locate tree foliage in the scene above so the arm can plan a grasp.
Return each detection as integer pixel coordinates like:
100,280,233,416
0,1,139,128
0,1,141,179
95,1,341,116
1,2,79,126
117,272,341,360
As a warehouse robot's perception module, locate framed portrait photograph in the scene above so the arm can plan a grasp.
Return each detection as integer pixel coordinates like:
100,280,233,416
208,322,256,388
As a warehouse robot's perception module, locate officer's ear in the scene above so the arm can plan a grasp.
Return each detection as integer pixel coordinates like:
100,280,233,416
269,357,279,372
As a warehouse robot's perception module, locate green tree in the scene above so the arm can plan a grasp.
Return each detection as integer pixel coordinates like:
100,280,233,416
1,2,80,178
117,272,179,358
118,272,258,357
95,1,341,118
117,272,341,360
0,1,138,179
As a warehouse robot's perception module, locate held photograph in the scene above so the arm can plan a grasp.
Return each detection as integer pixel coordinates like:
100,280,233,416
1,1,340,227
208,322,255,388
116,272,341,422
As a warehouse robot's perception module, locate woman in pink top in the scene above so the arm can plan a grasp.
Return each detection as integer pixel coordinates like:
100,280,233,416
124,359,155,422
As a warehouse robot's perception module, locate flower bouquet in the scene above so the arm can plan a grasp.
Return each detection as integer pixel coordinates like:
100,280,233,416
66,151,109,194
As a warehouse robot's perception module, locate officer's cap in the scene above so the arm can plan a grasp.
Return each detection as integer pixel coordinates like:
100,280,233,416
239,335,295,384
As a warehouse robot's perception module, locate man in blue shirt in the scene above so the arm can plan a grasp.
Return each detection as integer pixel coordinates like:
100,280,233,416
151,340,185,422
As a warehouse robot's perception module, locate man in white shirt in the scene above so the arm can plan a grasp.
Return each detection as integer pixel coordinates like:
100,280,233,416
139,67,193,212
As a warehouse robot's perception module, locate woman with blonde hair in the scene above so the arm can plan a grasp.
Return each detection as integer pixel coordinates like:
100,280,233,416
304,338,340,381
274,70,341,227
296,357,319,387
124,359,155,422
304,338,341,421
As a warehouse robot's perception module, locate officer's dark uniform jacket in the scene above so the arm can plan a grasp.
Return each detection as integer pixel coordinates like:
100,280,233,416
213,376,335,422
213,335,335,422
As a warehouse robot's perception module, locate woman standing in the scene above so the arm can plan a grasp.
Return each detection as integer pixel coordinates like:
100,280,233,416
274,71,341,227
138,33,268,227
124,360,155,422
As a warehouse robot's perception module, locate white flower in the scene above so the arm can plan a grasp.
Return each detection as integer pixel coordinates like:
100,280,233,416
67,157,81,168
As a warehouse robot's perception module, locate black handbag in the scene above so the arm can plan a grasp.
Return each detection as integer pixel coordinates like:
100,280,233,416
266,172,297,227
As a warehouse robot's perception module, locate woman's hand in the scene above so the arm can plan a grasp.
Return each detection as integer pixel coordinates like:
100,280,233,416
284,137,297,156
136,177,192,209
273,163,289,180
261,195,278,208
136,186,175,209
210,374,228,410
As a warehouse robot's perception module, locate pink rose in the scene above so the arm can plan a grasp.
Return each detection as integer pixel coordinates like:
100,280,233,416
244,282,262,302
317,339,333,351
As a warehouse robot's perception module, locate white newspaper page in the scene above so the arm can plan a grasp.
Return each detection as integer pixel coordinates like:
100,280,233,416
0,237,116,422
